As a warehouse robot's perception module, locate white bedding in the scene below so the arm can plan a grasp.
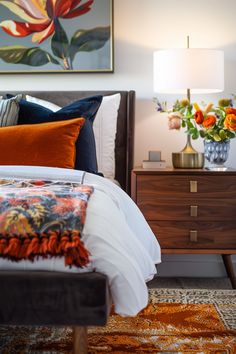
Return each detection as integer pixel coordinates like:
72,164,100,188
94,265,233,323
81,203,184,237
0,165,161,316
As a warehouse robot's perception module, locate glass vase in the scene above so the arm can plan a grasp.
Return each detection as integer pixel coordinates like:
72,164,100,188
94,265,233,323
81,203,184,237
204,140,230,171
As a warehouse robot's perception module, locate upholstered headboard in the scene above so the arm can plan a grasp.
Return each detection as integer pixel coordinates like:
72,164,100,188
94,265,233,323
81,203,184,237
1,91,135,194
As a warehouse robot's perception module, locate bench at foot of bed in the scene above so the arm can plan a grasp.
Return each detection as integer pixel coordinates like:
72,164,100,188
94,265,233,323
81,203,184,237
0,270,110,354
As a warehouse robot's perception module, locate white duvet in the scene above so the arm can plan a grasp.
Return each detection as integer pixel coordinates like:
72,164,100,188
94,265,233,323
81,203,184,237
0,166,161,316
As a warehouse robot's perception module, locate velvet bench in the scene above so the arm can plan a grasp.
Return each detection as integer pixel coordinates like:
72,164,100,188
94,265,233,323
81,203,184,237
0,271,110,353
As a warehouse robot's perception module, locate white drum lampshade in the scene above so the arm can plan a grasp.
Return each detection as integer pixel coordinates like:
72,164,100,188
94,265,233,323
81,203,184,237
153,48,224,94
153,46,224,169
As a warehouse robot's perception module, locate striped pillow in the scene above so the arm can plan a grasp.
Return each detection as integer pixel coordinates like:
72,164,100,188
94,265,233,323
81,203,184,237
0,96,20,127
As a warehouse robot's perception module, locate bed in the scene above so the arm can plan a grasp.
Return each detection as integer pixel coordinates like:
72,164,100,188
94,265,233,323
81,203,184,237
0,91,161,353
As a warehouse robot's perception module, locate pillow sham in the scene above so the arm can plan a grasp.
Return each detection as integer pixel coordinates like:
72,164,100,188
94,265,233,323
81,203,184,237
16,95,103,173
0,118,85,169
0,96,20,127
25,95,61,112
93,94,121,179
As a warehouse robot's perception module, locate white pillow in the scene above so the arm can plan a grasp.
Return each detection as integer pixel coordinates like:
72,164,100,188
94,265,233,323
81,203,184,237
93,94,121,179
26,95,61,112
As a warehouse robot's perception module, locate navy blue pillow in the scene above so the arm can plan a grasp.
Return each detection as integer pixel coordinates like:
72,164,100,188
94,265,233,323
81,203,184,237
16,96,103,173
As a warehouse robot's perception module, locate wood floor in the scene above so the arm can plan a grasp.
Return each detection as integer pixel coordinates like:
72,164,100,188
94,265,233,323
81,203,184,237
147,277,233,289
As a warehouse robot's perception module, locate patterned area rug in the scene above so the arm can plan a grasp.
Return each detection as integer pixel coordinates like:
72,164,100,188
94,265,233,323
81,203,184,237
0,288,235,353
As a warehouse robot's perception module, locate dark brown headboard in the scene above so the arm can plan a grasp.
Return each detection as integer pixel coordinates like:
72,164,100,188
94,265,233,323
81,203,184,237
1,91,135,194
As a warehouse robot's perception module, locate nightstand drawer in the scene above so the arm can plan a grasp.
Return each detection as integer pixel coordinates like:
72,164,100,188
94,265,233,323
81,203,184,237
137,198,236,221
137,175,236,198
149,221,236,249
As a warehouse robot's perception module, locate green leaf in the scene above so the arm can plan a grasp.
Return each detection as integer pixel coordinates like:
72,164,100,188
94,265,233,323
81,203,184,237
192,131,199,140
227,131,236,139
188,127,196,134
199,130,206,138
187,121,194,129
51,19,69,60
219,129,227,140
0,46,59,66
187,104,193,115
207,129,215,137
189,127,199,140
70,26,110,62
213,133,221,141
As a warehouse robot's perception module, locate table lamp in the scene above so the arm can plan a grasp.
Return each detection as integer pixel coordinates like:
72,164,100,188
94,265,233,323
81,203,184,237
153,37,224,168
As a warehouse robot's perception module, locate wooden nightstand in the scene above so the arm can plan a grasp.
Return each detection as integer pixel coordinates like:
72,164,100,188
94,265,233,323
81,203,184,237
131,168,236,288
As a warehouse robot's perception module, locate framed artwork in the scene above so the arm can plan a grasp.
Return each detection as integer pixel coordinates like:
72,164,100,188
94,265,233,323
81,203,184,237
0,0,113,73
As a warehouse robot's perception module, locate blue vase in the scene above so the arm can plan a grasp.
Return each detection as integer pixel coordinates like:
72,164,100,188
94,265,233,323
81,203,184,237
204,140,230,171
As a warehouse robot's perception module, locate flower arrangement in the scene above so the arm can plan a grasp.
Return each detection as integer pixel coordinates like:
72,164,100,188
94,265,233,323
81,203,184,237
155,97,236,142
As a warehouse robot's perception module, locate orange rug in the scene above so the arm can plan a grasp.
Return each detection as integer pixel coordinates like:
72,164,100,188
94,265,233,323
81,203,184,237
88,288,236,353
0,288,235,353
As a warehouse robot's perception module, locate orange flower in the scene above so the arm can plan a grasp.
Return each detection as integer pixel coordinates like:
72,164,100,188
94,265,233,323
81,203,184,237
202,115,216,128
224,114,236,131
225,107,236,115
0,0,94,44
194,110,204,125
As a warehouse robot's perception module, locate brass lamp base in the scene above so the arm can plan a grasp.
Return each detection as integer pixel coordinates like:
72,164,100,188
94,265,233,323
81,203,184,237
172,135,204,169
172,152,204,169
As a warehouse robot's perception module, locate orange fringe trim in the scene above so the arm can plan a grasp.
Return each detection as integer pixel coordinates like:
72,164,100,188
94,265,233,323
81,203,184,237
0,231,90,268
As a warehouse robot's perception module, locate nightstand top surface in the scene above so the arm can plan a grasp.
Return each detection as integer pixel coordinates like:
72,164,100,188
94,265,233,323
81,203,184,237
132,167,236,175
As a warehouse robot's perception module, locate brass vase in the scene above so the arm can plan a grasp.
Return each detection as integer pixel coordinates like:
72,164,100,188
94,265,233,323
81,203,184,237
172,135,204,169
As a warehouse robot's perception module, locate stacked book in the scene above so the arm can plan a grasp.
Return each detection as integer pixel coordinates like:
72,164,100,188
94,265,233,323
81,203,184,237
142,150,166,169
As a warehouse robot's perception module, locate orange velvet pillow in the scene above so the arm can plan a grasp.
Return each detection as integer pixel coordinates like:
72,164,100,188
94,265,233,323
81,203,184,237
0,117,85,169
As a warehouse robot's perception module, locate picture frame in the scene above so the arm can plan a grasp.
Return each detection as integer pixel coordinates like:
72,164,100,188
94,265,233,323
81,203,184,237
0,0,113,74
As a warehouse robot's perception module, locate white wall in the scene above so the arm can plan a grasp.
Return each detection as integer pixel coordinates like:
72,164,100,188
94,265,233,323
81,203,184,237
0,0,235,277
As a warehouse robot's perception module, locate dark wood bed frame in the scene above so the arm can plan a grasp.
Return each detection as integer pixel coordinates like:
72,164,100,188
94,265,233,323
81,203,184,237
0,90,135,353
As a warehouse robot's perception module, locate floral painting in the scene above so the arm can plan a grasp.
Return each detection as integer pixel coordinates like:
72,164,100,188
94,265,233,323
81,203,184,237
0,0,113,73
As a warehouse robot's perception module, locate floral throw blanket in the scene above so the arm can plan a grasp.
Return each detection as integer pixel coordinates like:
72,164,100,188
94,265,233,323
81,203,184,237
0,179,94,268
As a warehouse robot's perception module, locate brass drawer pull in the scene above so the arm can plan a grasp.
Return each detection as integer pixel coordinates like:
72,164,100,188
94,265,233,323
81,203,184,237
190,230,198,242
190,180,197,193
190,205,198,217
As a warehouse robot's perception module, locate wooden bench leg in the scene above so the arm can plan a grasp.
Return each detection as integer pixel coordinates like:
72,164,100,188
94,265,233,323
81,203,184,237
222,254,236,289
73,326,88,354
